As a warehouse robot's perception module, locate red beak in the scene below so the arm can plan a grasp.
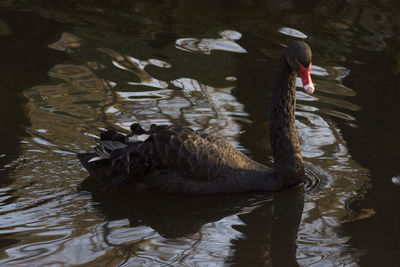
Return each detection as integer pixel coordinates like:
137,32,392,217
298,62,315,94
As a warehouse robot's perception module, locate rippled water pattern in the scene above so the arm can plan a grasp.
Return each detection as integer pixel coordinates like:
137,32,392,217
1,1,399,266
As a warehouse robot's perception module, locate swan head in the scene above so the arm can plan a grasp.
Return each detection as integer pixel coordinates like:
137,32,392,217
285,41,315,94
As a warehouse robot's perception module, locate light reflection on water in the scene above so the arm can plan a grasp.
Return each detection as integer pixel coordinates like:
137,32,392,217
175,30,247,54
0,3,381,265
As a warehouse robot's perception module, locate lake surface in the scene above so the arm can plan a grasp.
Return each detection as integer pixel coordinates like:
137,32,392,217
0,1,399,266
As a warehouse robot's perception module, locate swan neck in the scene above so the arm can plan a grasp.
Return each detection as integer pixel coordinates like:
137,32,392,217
269,55,304,187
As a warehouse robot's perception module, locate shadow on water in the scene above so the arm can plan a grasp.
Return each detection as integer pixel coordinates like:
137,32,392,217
79,177,271,239
230,190,304,267
0,11,69,180
79,176,304,266
341,47,400,267
0,10,70,253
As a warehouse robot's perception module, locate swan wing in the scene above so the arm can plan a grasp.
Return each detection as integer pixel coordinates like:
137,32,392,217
87,125,258,185
145,125,254,181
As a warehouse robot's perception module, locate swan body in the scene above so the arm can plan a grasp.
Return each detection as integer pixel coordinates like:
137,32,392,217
78,41,314,194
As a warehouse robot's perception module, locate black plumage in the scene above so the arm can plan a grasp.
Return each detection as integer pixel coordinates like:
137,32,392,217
78,41,314,194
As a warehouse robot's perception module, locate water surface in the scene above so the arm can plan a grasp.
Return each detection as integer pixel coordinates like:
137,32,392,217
0,1,399,266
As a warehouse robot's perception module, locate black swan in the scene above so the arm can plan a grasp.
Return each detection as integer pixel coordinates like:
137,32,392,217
78,41,315,194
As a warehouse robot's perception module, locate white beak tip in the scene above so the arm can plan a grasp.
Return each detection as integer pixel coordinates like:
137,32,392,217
304,83,315,94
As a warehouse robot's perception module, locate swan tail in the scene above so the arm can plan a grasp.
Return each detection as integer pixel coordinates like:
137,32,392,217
77,152,114,181
78,127,155,186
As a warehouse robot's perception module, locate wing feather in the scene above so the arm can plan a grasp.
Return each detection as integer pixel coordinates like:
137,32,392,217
84,124,259,185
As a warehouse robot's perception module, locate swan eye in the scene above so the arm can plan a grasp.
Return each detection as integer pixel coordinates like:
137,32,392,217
295,58,310,68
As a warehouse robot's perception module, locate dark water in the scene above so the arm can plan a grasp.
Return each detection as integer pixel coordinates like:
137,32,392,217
0,1,399,266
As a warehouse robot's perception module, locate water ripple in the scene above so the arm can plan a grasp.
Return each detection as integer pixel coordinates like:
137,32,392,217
0,4,375,266
175,30,247,54
278,27,308,39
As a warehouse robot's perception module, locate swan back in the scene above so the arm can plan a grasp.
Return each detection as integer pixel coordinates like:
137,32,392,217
79,125,271,190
